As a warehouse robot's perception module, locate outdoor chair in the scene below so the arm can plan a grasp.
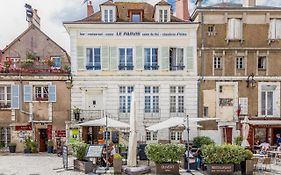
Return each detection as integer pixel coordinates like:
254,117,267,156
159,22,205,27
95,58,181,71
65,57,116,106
252,157,259,170
262,157,272,171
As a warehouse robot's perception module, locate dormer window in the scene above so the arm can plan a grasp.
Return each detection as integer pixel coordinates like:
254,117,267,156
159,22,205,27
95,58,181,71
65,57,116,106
129,10,143,22
159,9,168,22
104,9,113,22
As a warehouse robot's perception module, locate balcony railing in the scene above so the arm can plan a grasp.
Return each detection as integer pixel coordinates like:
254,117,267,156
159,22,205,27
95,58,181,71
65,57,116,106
74,110,104,122
169,64,185,71
118,65,134,70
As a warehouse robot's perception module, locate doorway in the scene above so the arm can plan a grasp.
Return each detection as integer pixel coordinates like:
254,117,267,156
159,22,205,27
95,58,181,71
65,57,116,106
273,128,281,145
39,129,47,152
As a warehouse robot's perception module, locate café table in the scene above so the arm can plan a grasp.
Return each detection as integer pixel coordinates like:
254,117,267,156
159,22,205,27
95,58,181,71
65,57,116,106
267,150,281,165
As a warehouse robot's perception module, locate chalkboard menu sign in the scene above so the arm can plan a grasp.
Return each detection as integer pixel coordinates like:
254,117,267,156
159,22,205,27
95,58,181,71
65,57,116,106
62,145,68,170
86,145,104,158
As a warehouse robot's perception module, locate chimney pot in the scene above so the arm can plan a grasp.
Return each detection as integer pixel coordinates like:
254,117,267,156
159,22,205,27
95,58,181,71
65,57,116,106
87,0,94,17
176,0,190,21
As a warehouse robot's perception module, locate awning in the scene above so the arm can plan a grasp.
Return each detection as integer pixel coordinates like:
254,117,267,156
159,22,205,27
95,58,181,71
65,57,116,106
248,120,281,125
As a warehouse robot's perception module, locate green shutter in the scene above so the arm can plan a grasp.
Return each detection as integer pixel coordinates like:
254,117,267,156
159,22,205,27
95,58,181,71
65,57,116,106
161,47,169,71
77,46,84,70
110,46,117,70
102,46,109,70
135,46,143,70
186,46,194,71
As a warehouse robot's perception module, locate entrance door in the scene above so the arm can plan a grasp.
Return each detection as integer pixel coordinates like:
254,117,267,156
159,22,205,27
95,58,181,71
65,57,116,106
39,129,47,152
86,90,103,110
223,127,233,144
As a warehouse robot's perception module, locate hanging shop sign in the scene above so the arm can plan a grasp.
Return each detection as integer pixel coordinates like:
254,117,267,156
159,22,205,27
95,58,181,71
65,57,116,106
55,130,66,137
15,125,32,131
80,32,188,37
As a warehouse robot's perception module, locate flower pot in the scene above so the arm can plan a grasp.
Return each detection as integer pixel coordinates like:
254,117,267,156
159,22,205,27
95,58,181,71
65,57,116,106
9,145,16,153
155,163,179,175
207,164,234,175
113,158,122,174
241,160,253,175
47,146,53,153
74,159,94,174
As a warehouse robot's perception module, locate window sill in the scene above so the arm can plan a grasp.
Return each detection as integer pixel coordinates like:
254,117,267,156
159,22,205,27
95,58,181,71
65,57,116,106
236,68,245,70
32,101,49,103
258,68,266,71
0,108,12,111
214,68,223,70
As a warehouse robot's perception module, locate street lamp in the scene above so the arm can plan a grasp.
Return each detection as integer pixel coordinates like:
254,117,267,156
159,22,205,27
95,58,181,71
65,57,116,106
185,114,191,173
246,73,256,88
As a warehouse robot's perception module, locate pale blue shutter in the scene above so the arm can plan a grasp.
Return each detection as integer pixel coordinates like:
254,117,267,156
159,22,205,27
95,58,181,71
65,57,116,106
48,85,56,102
161,47,169,71
186,46,194,71
110,46,117,70
77,46,84,70
135,46,143,70
11,85,19,109
24,85,32,102
102,46,109,70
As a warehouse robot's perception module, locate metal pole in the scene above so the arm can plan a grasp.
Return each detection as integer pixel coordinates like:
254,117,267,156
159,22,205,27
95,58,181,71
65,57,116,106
186,114,191,173
105,113,109,171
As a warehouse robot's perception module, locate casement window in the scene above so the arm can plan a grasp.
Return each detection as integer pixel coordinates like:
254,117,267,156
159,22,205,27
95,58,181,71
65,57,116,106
261,91,273,116
169,48,184,71
104,9,113,22
258,56,266,70
170,86,184,113
144,48,159,70
146,131,157,141
144,86,159,113
86,48,101,70
260,84,279,116
119,86,134,113
0,127,10,147
269,19,281,40
129,10,143,22
119,48,133,70
207,25,216,36
159,9,168,22
227,18,242,40
214,56,222,69
51,57,61,68
0,86,11,109
170,131,182,141
34,86,48,101
236,56,245,69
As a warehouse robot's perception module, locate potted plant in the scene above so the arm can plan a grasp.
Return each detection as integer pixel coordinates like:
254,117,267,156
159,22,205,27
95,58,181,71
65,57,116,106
47,140,54,153
24,137,32,153
8,143,16,153
71,140,93,174
193,136,215,148
202,144,245,175
73,106,81,121
30,141,38,153
145,144,185,174
113,153,123,174
241,149,254,175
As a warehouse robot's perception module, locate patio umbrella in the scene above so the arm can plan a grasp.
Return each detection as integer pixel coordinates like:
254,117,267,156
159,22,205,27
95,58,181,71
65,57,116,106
127,92,137,167
78,117,129,128
241,116,250,147
146,117,217,131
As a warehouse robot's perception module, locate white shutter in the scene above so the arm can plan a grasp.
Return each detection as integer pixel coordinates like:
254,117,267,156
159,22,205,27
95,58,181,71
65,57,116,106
273,85,280,116
48,85,56,103
234,19,242,39
269,19,277,39
239,97,248,115
11,85,19,109
276,19,281,39
24,85,32,102
227,19,235,39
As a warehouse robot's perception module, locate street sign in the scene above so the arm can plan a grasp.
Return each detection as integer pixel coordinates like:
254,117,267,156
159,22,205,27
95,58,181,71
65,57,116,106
62,145,68,170
86,145,103,158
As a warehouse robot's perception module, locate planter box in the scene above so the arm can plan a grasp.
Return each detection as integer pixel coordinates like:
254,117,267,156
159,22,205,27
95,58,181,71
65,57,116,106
241,160,253,175
9,146,16,153
207,164,234,175
156,163,179,175
74,159,94,174
113,158,122,174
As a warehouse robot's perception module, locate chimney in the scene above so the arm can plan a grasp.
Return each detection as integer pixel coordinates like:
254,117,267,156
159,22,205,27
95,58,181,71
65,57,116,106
176,0,189,21
29,9,40,28
87,0,94,17
243,0,256,7
195,0,203,7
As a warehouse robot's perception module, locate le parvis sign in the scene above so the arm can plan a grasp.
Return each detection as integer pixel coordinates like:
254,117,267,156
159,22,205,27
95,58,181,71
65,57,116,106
79,31,188,37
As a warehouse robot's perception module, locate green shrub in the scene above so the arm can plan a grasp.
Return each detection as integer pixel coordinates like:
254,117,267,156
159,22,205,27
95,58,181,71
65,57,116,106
202,144,246,164
24,136,32,149
193,136,215,148
30,142,38,153
71,140,88,161
244,149,253,160
234,136,243,146
8,143,16,147
114,153,122,159
48,140,54,147
145,144,185,163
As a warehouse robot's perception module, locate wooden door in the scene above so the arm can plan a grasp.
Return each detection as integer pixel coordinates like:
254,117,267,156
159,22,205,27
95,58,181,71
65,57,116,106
223,127,233,144
39,129,47,152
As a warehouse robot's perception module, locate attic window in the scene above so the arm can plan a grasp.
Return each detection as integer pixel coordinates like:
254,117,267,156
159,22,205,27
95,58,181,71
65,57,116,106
129,10,143,22
159,9,168,22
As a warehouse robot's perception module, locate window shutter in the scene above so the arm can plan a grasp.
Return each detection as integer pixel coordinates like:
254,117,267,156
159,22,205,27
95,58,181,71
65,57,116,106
186,46,194,71
11,85,19,109
24,85,32,102
102,46,109,70
110,46,117,70
227,19,234,39
234,19,242,39
274,85,280,116
135,46,143,70
276,20,281,39
48,85,56,103
77,46,84,70
160,47,169,71
238,97,248,115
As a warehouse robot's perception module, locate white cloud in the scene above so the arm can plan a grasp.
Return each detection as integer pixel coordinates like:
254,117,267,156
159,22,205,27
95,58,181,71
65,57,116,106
0,0,281,53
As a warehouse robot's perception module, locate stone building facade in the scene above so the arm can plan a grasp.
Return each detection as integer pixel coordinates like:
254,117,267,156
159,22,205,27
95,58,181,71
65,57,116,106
192,0,281,145
0,22,70,152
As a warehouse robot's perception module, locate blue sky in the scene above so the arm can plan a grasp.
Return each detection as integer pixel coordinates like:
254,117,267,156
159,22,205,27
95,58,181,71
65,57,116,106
0,0,280,52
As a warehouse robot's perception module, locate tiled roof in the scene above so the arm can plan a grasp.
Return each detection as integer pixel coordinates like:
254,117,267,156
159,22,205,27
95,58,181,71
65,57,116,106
100,0,115,6
155,0,171,6
71,1,185,23
204,2,281,9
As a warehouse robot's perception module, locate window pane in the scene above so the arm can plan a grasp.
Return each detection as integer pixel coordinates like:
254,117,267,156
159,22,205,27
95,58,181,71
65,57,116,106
159,10,163,22
119,86,126,93
145,96,151,112
127,96,131,113
152,96,159,112
177,48,184,66
119,48,126,67
127,86,134,93
153,86,159,93
164,10,168,22
178,86,184,93
170,96,176,112
178,96,184,113
146,131,151,141
109,10,113,22
144,48,151,69
132,14,141,22
86,48,93,68
152,48,158,68
127,48,133,66
267,92,273,115
145,87,150,93
119,96,126,112
94,48,101,69
53,57,61,67
261,92,266,115
170,86,176,93
104,10,108,22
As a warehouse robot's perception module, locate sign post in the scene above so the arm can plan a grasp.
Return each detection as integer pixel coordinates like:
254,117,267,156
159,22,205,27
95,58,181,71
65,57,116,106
62,145,68,170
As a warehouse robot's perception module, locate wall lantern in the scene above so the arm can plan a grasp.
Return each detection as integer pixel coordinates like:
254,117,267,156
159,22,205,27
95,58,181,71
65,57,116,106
246,73,256,88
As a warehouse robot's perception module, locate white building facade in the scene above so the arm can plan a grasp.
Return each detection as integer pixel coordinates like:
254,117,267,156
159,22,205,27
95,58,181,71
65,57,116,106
64,0,199,143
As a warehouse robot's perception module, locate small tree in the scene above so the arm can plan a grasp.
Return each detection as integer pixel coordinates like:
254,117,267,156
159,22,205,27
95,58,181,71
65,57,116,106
71,140,88,161
193,136,215,148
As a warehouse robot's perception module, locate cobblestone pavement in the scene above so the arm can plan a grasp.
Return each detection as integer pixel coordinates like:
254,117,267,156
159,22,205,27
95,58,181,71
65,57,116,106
0,153,281,175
